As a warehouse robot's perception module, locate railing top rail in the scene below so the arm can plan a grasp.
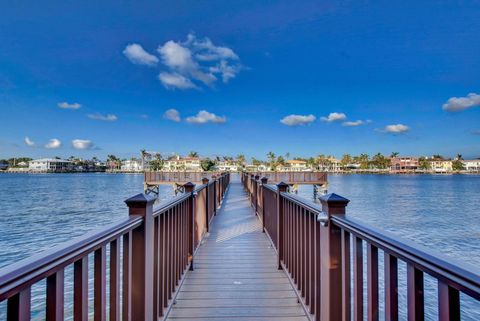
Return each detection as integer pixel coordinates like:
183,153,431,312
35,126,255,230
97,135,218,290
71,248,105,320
0,215,143,300
280,191,328,221
153,193,191,216
332,215,480,299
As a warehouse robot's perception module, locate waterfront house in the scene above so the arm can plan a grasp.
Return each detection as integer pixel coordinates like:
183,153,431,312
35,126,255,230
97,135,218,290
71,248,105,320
277,159,309,172
463,159,480,172
121,159,143,172
164,155,202,171
215,160,240,172
430,160,453,173
390,157,419,172
28,158,72,172
317,157,342,172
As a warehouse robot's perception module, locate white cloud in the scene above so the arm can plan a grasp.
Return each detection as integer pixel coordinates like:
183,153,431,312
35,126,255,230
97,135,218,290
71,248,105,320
72,139,94,150
154,33,241,89
158,40,196,70
186,110,226,124
24,137,35,146
45,138,61,149
158,72,197,90
321,112,347,122
342,120,365,127
164,109,181,122
123,43,159,66
383,124,410,134
88,113,118,121
442,93,480,112
58,102,81,109
280,114,316,126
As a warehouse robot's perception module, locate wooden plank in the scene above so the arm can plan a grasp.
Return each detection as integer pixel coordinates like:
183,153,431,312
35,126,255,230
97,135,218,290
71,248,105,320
173,298,300,307
169,306,306,318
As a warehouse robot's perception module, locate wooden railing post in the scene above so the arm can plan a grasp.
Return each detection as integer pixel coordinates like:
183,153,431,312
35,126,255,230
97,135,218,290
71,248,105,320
319,193,350,321
124,193,156,321
202,178,210,232
276,182,289,270
184,182,196,271
254,175,260,212
211,175,217,215
261,177,268,232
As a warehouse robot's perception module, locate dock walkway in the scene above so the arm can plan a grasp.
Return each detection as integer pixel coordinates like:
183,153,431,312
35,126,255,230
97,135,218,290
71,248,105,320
167,177,308,320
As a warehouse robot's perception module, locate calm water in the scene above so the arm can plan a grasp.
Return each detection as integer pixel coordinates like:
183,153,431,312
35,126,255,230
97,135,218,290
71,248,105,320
0,173,479,319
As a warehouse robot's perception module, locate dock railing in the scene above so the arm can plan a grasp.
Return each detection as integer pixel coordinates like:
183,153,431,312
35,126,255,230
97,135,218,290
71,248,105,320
243,172,480,321
0,173,230,321
243,171,327,185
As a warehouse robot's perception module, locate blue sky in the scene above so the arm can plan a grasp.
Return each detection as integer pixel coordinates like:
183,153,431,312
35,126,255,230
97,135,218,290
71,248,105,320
1,0,479,160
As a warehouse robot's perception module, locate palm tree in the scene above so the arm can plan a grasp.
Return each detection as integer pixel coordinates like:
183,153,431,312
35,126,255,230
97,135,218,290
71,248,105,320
285,152,290,160
188,151,199,158
236,154,246,166
456,154,463,160
267,152,276,170
390,152,399,158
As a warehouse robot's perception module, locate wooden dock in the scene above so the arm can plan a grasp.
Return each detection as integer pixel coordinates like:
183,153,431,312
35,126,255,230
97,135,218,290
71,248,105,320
167,178,308,320
1,172,479,321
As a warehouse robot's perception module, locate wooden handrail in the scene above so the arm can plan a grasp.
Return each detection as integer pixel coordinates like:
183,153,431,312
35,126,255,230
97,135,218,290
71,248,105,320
243,172,480,321
332,215,480,300
0,173,231,321
0,216,143,301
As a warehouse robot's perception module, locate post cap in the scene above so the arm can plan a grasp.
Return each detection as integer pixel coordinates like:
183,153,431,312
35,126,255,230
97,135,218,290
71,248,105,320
277,181,289,192
260,177,268,184
125,193,156,207
319,193,349,215
202,177,209,184
254,175,260,180
183,182,195,192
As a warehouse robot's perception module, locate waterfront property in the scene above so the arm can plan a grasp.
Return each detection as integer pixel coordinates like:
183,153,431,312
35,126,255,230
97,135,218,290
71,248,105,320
1,173,478,320
390,156,419,172
28,158,72,172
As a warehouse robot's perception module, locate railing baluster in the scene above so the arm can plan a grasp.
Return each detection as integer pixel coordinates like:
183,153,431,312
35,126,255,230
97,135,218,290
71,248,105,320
163,211,168,308
354,236,363,321
368,244,379,321
74,257,88,321
407,264,424,321
438,281,460,321
153,217,159,319
110,239,121,321
158,214,164,316
46,270,64,321
305,210,311,307
341,230,351,321
122,231,132,321
385,253,398,321
7,287,31,321
315,215,321,321
309,211,315,315
94,246,106,321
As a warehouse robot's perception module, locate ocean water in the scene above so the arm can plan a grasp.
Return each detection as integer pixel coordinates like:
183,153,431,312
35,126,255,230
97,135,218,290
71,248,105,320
0,173,479,319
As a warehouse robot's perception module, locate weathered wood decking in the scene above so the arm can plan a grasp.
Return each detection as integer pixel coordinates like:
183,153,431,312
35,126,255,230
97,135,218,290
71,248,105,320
167,177,308,320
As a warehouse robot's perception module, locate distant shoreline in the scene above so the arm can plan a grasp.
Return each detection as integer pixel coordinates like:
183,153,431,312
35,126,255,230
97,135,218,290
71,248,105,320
1,171,479,176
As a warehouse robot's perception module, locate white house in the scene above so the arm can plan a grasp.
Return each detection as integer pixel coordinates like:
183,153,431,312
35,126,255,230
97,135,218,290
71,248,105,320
164,156,202,171
121,159,143,172
277,160,309,172
430,160,453,173
29,158,72,172
215,160,240,172
463,160,480,172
